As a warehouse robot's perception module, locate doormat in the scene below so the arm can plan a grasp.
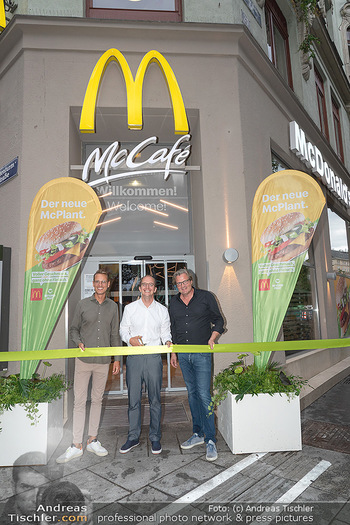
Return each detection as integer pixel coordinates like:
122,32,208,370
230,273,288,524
100,402,189,428
302,419,350,454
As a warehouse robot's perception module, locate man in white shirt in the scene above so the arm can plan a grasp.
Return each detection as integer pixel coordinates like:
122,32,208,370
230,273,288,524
119,274,171,455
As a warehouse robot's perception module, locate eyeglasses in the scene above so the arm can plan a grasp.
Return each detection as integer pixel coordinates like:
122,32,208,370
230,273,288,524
94,280,108,285
176,278,191,287
141,283,155,288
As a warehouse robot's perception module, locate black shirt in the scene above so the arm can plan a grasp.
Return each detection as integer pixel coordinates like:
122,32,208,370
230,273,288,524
169,288,224,345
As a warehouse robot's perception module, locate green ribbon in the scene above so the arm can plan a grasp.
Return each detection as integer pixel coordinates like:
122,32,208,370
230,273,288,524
1,338,350,362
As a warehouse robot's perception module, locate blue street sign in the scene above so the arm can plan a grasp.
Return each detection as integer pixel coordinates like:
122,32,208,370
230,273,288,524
0,157,18,187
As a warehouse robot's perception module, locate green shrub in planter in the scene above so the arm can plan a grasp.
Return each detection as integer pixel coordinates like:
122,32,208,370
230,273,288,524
210,354,307,412
0,363,70,428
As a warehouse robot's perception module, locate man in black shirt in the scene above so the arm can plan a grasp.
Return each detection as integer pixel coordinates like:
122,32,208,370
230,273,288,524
169,269,224,461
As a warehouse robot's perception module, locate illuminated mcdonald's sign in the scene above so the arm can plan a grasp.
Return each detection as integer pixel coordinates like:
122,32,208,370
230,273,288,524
0,1,6,32
80,49,189,135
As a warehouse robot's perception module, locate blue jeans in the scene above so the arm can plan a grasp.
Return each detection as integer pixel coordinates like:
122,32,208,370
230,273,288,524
178,353,216,443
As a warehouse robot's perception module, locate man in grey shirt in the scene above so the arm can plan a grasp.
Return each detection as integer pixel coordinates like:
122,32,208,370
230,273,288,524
56,270,120,463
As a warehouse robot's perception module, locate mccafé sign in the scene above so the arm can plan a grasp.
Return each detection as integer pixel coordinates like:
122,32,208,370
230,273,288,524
290,121,350,208
80,48,191,187
82,135,190,187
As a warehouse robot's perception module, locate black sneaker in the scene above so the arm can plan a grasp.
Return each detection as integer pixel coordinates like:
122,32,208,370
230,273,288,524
119,439,140,454
151,441,162,454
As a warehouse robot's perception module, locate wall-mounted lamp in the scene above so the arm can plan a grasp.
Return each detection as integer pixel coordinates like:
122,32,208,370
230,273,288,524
223,248,239,264
326,272,337,281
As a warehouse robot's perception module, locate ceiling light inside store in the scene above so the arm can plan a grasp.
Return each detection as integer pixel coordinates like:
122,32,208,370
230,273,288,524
154,221,178,230
97,217,122,227
160,199,188,212
99,191,112,198
101,204,123,213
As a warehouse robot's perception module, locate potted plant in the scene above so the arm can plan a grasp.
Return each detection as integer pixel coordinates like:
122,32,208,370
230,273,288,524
0,363,69,466
210,353,307,454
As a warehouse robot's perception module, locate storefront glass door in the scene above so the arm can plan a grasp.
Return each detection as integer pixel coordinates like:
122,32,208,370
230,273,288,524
80,256,194,394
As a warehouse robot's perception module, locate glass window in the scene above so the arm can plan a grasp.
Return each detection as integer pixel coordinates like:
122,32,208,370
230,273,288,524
314,66,329,140
283,260,320,352
92,258,190,393
265,0,293,89
332,97,344,162
86,0,182,21
328,208,349,273
92,0,175,10
271,152,290,173
328,209,350,338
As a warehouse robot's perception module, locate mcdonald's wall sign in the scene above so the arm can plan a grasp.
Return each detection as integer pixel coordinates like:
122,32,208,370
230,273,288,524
80,48,189,136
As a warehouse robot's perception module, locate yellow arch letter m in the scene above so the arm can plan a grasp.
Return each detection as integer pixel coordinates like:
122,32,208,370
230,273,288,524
80,49,189,135
0,0,6,32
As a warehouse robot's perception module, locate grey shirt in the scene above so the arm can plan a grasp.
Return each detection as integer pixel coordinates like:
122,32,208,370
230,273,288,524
70,294,120,364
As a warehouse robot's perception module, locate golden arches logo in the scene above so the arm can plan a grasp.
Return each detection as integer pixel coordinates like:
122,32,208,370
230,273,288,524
30,288,43,301
80,49,189,135
259,279,270,291
0,1,6,32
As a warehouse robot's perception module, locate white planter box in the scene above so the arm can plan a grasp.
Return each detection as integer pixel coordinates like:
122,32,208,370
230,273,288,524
0,397,63,466
218,392,302,454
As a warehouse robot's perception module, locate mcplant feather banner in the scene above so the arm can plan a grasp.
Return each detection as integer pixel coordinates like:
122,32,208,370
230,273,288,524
251,170,325,369
21,178,102,379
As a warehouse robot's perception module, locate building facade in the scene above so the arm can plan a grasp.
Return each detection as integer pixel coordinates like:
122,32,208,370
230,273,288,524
1,0,350,407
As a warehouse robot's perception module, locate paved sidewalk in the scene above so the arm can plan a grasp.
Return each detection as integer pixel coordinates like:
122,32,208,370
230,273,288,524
1,378,350,524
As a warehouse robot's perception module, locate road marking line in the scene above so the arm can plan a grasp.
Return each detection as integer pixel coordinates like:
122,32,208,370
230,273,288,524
151,453,266,520
175,453,267,504
275,459,331,503
251,460,332,524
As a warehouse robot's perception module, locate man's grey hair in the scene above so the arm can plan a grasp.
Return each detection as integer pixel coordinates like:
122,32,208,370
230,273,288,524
172,268,193,286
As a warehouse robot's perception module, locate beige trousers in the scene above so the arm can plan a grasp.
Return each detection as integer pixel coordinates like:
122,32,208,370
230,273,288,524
72,358,110,444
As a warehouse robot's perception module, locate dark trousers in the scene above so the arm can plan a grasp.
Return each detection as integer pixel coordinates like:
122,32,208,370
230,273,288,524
126,354,163,442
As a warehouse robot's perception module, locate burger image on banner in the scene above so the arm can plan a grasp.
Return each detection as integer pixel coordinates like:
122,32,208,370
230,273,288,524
35,221,90,271
260,212,315,262
335,276,350,337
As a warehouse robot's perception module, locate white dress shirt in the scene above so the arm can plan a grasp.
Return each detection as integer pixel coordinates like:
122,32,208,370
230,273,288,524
120,298,172,347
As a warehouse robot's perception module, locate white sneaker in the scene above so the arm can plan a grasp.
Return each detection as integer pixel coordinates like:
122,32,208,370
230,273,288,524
86,439,108,457
56,445,83,464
